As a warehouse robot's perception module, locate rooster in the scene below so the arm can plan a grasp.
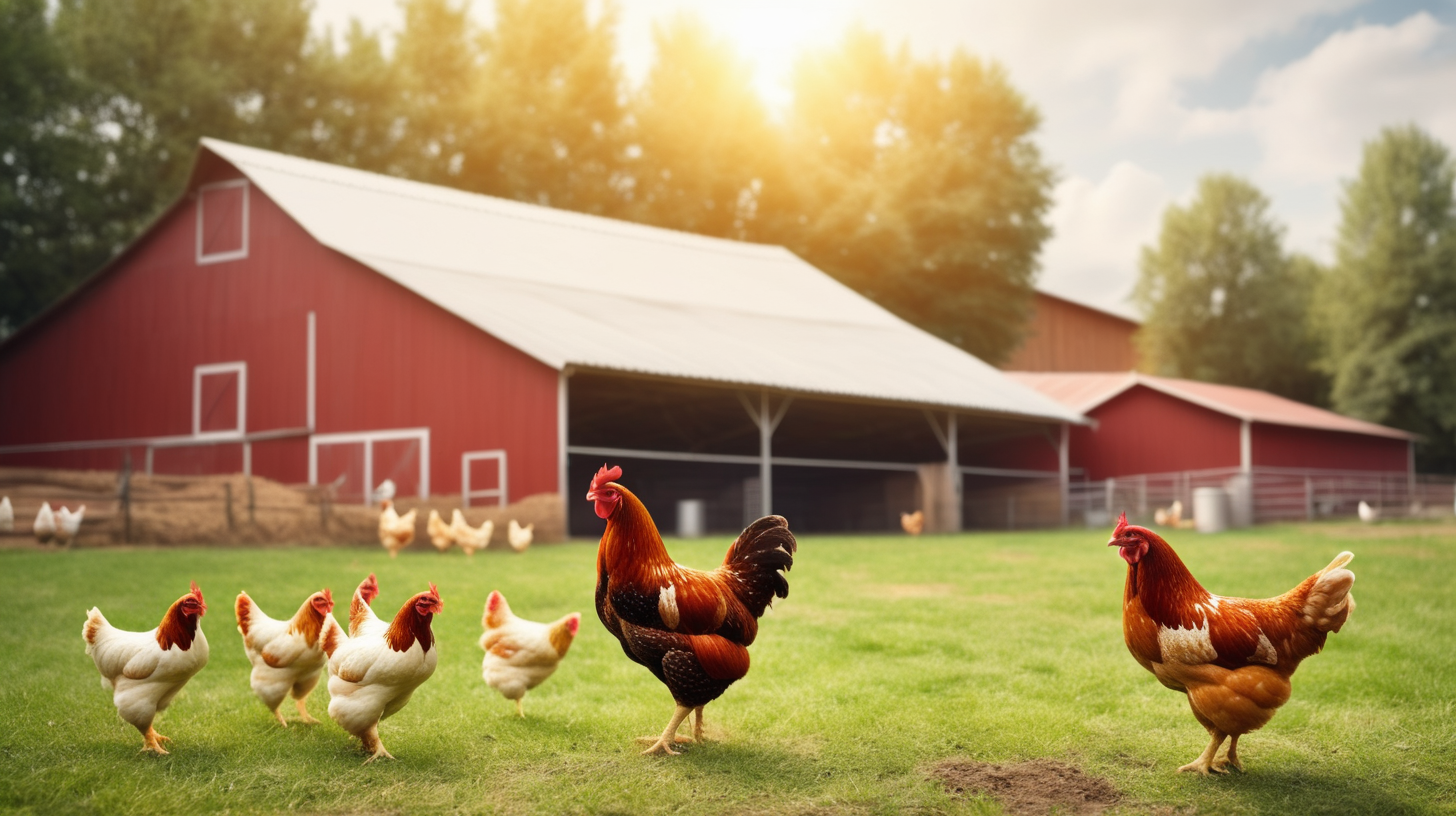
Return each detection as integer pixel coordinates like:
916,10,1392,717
34,502,56,544
426,509,456,552
378,500,417,559
55,505,85,547
900,510,924,536
323,574,441,762
1108,512,1355,774
587,464,797,755
507,519,534,552
451,510,493,557
235,588,338,726
479,590,580,716
82,582,210,754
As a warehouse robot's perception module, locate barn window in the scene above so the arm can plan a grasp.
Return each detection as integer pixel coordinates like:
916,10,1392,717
193,362,247,437
462,449,508,507
196,179,250,265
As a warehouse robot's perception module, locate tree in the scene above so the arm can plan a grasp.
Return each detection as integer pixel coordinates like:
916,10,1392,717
770,29,1054,363
1314,125,1456,471
627,14,783,239
1133,174,1325,403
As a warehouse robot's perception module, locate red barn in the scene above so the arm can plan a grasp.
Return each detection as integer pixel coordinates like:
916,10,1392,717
1002,291,1140,372
0,139,1084,535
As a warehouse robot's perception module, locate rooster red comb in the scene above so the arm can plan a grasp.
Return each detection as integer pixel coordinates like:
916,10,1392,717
189,581,204,603
590,464,623,494
1113,511,1130,537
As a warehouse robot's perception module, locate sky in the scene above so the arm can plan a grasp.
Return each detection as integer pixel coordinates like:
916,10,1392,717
310,0,1456,319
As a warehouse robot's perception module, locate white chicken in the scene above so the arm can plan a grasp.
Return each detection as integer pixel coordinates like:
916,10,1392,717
0,496,12,532
82,582,210,754
55,505,85,547
426,509,455,553
235,587,339,726
480,591,579,717
1358,500,1379,523
378,500,417,559
374,478,396,507
450,510,493,557
507,519,534,553
34,502,56,544
324,575,441,762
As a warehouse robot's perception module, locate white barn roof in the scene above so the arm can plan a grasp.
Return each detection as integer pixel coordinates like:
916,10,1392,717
200,138,1083,424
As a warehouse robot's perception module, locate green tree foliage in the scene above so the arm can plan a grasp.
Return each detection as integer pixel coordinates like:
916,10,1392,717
1315,125,1456,470
1134,174,1325,403
773,29,1054,362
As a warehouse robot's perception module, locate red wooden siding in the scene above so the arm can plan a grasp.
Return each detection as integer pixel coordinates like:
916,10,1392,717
1002,292,1139,372
1073,385,1241,479
0,163,560,499
1252,423,1409,472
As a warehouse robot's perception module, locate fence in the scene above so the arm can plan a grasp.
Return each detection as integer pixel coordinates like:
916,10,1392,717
1068,466,1454,528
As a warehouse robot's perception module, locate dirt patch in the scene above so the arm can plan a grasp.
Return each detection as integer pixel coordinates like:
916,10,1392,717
930,758,1120,816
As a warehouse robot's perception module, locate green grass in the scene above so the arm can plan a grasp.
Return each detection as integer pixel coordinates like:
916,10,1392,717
1,522,1453,815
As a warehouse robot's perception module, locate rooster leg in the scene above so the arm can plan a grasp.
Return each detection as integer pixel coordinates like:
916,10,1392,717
1214,734,1245,773
140,727,170,755
1179,730,1228,775
640,705,692,756
294,698,320,725
361,725,395,764
692,706,707,743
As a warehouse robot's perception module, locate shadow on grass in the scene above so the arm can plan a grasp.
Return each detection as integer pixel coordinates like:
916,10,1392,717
1211,767,1426,816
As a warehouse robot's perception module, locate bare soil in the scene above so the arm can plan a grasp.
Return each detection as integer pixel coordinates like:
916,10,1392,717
930,758,1121,816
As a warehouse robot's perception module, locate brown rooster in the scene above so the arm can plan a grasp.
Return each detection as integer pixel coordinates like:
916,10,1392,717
587,464,797,755
1108,512,1356,774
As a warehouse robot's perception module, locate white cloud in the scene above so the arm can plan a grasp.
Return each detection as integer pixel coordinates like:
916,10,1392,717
1038,161,1170,318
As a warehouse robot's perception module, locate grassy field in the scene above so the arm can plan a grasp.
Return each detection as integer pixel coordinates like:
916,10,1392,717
0,521,1452,815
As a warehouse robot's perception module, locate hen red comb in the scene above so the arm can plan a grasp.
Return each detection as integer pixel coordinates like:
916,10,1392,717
590,463,623,493
428,582,439,599
1113,511,1130,536
189,581,203,602
357,573,379,604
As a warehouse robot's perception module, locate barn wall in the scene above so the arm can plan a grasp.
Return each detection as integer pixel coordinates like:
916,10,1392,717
0,162,560,500
1001,293,1139,372
1074,386,1241,479
1252,424,1410,472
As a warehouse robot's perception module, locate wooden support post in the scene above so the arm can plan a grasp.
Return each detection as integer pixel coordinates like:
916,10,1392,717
118,451,132,544
739,391,792,518
224,482,235,531
247,477,256,526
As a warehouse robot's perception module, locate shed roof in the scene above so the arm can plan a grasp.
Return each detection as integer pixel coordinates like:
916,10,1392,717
198,138,1081,424
1006,371,1416,441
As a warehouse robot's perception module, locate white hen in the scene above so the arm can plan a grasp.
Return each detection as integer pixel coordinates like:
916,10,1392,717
236,588,339,726
450,510,493,557
0,496,12,532
55,505,85,547
507,519,534,552
378,500,417,559
324,575,441,762
82,582,210,753
34,502,56,544
480,591,579,717
1357,501,1379,523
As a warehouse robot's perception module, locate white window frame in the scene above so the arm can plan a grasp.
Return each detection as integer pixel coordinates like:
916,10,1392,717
462,449,508,508
196,179,250,265
309,427,431,504
193,362,247,439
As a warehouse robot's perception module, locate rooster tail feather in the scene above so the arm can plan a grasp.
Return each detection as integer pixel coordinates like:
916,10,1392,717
1304,552,1356,634
721,515,798,617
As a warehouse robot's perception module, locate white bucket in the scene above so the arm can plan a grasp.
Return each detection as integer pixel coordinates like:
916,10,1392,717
677,499,705,538
1194,487,1228,533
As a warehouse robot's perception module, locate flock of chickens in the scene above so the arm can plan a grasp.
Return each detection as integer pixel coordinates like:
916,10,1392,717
373,479,535,558
75,464,1360,774
0,497,86,546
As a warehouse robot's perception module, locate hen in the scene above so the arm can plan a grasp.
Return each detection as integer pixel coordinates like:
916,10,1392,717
900,510,924,536
378,500,417,559
236,587,338,726
1108,513,1355,774
507,519,534,552
451,510,493,557
55,505,85,547
587,464,797,755
426,509,456,552
0,496,12,531
82,582,210,753
479,590,580,716
34,502,56,544
323,574,441,762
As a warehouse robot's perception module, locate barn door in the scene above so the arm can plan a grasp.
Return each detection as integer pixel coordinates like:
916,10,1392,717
309,429,430,505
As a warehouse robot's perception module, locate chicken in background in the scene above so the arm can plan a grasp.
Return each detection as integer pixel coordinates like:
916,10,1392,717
82,582,210,754
1153,500,1182,527
0,496,12,532
55,505,85,547
900,510,924,536
479,591,579,716
588,464,797,755
507,519,533,552
451,510,493,557
236,588,338,726
1108,512,1355,774
378,500,417,559
324,575,441,762
426,510,456,553
1357,501,1379,523
34,502,56,544
373,478,396,508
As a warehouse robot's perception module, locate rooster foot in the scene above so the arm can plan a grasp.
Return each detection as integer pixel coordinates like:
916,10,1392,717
640,705,693,756
141,728,171,755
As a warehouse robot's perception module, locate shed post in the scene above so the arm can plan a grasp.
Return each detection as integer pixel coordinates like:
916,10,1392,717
947,412,961,532
1059,423,1070,527
759,391,772,517
558,368,571,525
1240,420,1252,473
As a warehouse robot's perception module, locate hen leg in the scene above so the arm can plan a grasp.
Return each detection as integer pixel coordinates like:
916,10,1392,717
361,724,394,764
293,698,320,725
1214,734,1244,773
140,727,171,755
640,705,692,756
292,676,322,724
271,707,288,727
515,698,524,718
1179,729,1228,775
